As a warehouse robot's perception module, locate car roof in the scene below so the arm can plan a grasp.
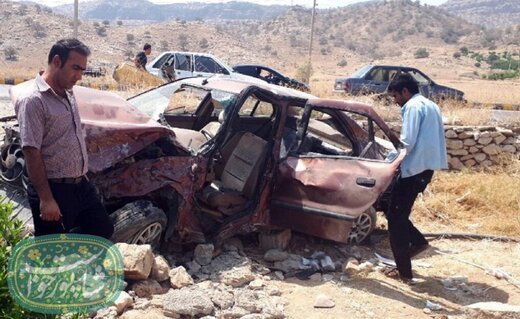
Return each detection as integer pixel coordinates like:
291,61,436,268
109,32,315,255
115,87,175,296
363,64,418,70
233,64,281,73
180,76,314,100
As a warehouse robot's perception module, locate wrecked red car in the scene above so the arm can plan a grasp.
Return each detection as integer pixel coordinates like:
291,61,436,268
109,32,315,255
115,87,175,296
2,76,404,246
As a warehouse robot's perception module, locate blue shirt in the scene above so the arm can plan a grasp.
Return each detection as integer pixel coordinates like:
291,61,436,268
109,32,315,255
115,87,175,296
399,94,448,178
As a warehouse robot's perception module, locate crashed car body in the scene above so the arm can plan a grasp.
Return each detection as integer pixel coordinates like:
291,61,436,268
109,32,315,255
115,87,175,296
232,64,310,92
4,76,404,245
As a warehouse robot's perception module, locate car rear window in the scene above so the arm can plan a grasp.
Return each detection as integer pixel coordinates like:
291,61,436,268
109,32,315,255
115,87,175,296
350,65,372,78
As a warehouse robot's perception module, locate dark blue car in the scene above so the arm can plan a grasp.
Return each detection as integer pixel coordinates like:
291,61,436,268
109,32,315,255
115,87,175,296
334,65,464,101
233,64,310,92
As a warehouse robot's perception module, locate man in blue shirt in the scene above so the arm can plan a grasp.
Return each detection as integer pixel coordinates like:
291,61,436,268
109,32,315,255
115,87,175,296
384,73,448,283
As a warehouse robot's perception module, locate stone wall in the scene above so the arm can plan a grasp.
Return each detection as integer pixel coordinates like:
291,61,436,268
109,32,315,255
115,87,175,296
444,126,519,170
387,124,520,170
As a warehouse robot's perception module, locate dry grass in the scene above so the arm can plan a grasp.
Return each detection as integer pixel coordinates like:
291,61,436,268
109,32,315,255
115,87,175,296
414,157,520,237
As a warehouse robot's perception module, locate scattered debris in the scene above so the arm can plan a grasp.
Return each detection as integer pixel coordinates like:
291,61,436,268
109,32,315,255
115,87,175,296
314,294,335,308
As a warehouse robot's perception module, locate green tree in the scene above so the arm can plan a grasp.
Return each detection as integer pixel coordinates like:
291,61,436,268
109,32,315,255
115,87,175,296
4,46,17,61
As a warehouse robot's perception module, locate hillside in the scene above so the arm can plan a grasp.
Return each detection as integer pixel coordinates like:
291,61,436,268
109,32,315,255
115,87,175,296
441,0,520,29
1,0,518,101
53,0,291,22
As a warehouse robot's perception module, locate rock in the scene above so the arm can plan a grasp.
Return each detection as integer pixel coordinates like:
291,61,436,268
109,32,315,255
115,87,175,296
309,273,322,281
194,244,214,266
482,144,500,155
94,306,118,319
474,153,487,162
163,286,215,317
219,306,249,318
497,128,514,137
263,249,289,262
223,237,244,253
273,254,305,273
343,258,360,275
448,157,464,170
445,130,457,138
503,137,516,145
202,252,255,287
494,135,507,144
423,308,432,314
113,291,133,315
448,149,469,156
120,309,169,319
169,266,194,289
501,145,517,153
469,146,479,153
446,139,464,150
460,154,474,161
320,256,335,272
116,243,154,280
132,279,164,298
261,296,285,318
186,260,201,274
314,294,335,308
249,279,264,290
133,298,151,310
467,138,481,148
458,132,474,139
464,159,477,167
466,301,520,313
151,255,170,282
210,288,235,310
235,289,263,313
478,137,493,145
322,274,334,281
481,160,493,167
426,300,443,311
358,261,374,273
266,286,282,296
259,229,292,250
274,271,284,280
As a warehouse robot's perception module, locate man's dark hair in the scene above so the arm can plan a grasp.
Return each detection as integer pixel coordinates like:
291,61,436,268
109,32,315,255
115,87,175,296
387,73,419,95
47,38,91,67
143,43,151,50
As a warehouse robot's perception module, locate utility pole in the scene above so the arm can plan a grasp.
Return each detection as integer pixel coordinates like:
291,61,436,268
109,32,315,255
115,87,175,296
73,0,79,38
308,0,317,63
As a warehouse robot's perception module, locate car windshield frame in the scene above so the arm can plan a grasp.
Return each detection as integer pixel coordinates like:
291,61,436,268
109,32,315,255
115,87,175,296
350,65,373,78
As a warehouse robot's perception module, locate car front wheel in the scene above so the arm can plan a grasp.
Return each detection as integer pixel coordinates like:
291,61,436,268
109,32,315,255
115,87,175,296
110,200,167,246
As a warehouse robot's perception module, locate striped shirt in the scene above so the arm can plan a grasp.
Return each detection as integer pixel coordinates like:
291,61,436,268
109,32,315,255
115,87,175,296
15,75,88,179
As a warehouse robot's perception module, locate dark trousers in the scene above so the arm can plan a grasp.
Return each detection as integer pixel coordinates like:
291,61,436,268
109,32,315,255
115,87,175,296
385,170,433,279
27,178,114,239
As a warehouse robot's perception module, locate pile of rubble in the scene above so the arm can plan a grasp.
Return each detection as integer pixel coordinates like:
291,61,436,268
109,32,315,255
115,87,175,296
94,236,381,319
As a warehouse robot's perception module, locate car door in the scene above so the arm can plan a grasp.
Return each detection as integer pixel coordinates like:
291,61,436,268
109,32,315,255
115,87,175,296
173,53,194,79
270,101,404,243
363,66,392,94
193,55,229,78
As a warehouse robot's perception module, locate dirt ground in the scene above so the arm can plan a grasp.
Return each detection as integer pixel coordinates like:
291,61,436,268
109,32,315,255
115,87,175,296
264,234,520,319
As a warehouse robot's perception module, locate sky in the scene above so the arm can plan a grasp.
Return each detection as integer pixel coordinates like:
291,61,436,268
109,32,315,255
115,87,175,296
12,0,449,9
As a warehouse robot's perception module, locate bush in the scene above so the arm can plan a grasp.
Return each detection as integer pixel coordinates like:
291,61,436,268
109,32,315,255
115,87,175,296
178,34,188,51
453,52,461,59
117,20,123,26
96,27,107,37
199,38,209,49
126,33,135,42
93,21,100,27
0,199,48,318
460,46,469,56
295,62,313,84
414,48,429,59
4,47,17,61
102,20,110,26
31,22,47,38
475,62,481,68
337,59,347,67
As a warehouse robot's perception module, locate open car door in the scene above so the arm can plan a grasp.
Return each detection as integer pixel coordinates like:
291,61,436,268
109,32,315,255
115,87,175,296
270,99,405,243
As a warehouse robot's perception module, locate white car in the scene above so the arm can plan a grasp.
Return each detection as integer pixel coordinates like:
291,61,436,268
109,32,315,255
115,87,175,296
146,51,236,81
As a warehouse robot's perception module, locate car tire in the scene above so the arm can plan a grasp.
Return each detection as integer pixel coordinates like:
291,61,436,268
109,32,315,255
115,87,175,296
348,207,377,244
110,200,167,246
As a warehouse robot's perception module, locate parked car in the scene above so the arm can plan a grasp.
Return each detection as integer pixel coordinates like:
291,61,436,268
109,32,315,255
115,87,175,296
3,76,404,246
334,65,465,101
147,51,234,82
233,64,310,92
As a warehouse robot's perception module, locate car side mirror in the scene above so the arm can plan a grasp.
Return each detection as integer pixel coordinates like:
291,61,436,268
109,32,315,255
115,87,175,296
222,69,230,75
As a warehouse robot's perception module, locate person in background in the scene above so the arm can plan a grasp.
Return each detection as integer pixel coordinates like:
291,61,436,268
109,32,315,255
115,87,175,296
134,43,152,71
383,73,448,284
15,38,113,239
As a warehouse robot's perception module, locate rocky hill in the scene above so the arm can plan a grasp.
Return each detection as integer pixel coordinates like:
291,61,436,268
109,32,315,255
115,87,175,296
0,0,518,80
52,0,291,22
440,0,520,29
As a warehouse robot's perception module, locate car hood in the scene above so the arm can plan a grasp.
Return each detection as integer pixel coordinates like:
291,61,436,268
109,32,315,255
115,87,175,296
10,81,187,173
